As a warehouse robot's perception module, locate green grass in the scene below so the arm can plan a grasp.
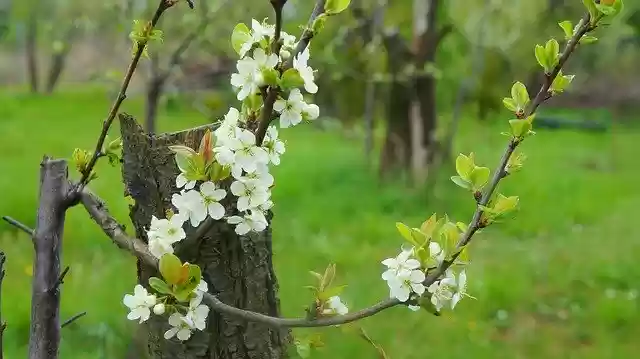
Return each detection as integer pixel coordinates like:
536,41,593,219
0,88,639,358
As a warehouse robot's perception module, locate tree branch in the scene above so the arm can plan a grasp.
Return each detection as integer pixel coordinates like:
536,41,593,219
60,312,87,329
2,216,35,236
255,0,327,146
425,13,593,285
0,252,5,359
76,0,172,190
81,191,403,328
29,158,69,359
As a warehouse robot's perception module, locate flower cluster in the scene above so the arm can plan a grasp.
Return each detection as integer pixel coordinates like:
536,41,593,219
381,241,471,313
123,279,210,341
122,16,322,342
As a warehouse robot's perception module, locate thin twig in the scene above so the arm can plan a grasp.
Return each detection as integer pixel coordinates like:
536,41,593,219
60,312,87,329
49,266,70,293
76,0,171,190
425,13,593,285
255,0,327,146
82,190,402,328
2,216,35,236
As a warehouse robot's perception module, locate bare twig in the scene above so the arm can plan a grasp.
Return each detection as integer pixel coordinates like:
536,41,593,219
82,190,402,328
29,158,70,359
76,0,172,190
49,266,70,293
60,312,87,329
0,252,6,359
255,0,327,146
425,14,593,285
2,216,35,236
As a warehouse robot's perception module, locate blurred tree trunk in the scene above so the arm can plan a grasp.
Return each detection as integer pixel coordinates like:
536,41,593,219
145,76,164,134
380,32,412,178
25,1,39,93
119,114,290,359
45,26,78,94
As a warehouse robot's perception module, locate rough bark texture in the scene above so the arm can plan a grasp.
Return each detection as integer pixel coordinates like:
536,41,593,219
29,158,69,359
379,32,412,177
119,114,289,359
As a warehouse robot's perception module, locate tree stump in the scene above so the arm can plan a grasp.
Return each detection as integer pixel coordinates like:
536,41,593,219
119,114,289,359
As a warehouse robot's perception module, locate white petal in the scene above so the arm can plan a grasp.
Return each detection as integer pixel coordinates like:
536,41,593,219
164,327,179,340
207,202,225,220
235,222,251,235
177,328,192,341
408,305,421,311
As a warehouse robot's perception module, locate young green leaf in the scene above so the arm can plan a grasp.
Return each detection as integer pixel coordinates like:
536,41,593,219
451,176,473,190
159,253,185,285
396,222,421,246
231,23,251,55
149,277,172,294
502,97,518,112
469,167,490,190
455,153,475,179
545,39,560,68
280,69,305,90
325,0,352,15
492,194,520,215
582,0,600,24
534,44,550,73
511,82,530,110
509,119,533,139
558,21,574,39
550,71,575,94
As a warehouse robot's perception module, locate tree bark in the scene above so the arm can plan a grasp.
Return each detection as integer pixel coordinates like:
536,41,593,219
29,158,69,359
45,27,77,94
119,114,289,359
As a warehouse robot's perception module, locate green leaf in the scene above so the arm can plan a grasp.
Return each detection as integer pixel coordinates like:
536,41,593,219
173,264,202,302
231,23,251,55
420,214,439,239
534,44,549,72
312,14,327,33
502,98,518,112
451,176,472,190
596,0,622,16
441,222,460,257
545,39,560,69
493,194,519,215
396,222,420,246
511,82,530,110
208,162,231,182
318,285,347,301
469,167,490,190
418,296,441,316
262,68,279,87
325,0,352,15
509,119,532,138
149,277,172,294
159,253,185,285
582,0,600,24
580,35,598,44
550,71,575,94
279,69,305,90
558,21,574,39
455,153,474,179
295,341,311,358
168,145,196,173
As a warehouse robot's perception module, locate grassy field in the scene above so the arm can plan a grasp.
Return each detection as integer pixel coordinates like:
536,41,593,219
0,89,639,359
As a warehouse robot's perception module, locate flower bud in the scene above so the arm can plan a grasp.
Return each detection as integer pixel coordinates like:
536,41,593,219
279,50,291,61
153,303,165,315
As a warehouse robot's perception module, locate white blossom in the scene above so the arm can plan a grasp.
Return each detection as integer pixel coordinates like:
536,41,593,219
250,19,275,43
172,190,207,227
387,269,426,302
214,145,236,167
164,313,194,341
256,199,273,213
123,284,156,323
293,47,318,93
282,31,297,48
238,163,274,188
227,210,268,235
302,103,320,121
214,108,241,147
381,248,421,281
451,270,473,309
408,305,421,311
153,303,166,315
252,48,279,72
262,126,286,165
176,173,196,190
230,57,261,101
322,296,349,315
274,89,305,128
228,129,269,173
147,215,186,259
230,179,269,211
427,270,456,312
199,181,227,220
185,294,210,331
429,241,446,264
